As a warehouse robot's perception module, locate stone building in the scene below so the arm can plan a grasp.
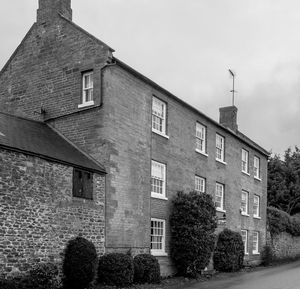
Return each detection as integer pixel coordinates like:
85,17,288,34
0,112,105,276
0,0,269,275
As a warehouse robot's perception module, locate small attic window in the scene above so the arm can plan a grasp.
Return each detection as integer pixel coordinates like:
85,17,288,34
73,168,93,199
78,71,94,108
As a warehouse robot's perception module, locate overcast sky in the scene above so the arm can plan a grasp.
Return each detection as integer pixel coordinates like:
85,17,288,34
1,0,300,156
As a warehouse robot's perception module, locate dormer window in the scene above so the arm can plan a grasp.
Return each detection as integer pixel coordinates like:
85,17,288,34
78,71,94,108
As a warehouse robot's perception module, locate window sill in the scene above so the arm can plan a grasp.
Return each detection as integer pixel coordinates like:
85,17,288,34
151,193,168,201
253,252,260,255
254,176,262,182
216,208,226,213
151,251,168,257
78,100,95,108
242,171,250,176
245,253,249,255
195,149,208,157
152,129,169,139
216,159,227,165
241,213,250,217
253,216,261,220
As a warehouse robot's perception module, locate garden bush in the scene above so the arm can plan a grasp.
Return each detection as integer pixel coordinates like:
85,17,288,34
62,236,98,289
133,254,160,284
28,262,60,289
98,253,134,286
213,228,244,272
261,245,274,266
170,191,217,277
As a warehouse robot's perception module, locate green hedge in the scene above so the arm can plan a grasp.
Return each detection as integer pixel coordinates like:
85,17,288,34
213,228,244,272
267,207,300,237
133,254,160,284
170,191,217,277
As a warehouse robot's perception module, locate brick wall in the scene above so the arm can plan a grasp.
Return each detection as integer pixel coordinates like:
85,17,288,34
0,148,105,277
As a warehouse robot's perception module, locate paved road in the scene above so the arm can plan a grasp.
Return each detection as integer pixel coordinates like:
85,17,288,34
183,261,300,289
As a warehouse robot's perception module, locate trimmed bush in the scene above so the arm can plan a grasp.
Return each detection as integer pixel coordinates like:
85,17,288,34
133,254,160,284
170,191,217,277
28,262,60,289
98,253,134,286
62,236,98,289
213,228,244,272
261,245,273,266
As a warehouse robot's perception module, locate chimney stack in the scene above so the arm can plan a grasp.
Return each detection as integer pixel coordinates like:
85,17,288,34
37,0,72,23
219,106,238,132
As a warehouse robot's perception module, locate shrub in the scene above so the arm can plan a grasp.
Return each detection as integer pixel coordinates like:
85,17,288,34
62,236,98,289
170,191,217,277
28,262,60,289
261,245,273,266
98,253,134,286
213,228,244,272
133,254,160,284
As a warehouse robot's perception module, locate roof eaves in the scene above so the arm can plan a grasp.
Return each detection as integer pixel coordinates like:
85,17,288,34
58,13,115,52
113,57,270,157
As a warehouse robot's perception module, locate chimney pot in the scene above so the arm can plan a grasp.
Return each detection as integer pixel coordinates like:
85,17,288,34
37,0,72,23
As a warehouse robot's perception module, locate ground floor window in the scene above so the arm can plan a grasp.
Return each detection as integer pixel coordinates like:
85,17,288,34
252,231,259,254
241,229,248,254
151,218,166,255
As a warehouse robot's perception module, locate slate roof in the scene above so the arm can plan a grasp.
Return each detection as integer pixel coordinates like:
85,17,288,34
0,112,106,174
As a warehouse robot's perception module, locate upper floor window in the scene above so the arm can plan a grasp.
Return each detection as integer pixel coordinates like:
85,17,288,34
151,218,166,256
151,160,167,199
79,71,94,108
242,149,249,174
216,134,225,162
253,195,260,218
196,123,206,154
152,96,167,137
215,182,225,211
252,231,259,254
73,168,93,199
254,156,261,179
241,229,248,254
195,176,205,193
241,190,249,215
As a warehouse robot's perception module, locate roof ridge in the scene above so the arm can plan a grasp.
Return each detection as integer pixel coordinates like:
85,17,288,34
58,13,115,52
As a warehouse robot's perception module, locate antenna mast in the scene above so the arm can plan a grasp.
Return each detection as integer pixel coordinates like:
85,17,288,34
229,69,237,106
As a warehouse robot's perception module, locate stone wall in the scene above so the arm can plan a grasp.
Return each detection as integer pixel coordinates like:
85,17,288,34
269,232,300,260
0,148,105,277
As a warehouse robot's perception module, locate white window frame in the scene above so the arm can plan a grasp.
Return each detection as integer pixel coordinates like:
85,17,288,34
242,149,249,174
151,160,167,200
151,218,167,256
215,183,225,212
241,229,248,254
252,231,259,254
152,96,168,138
254,156,261,180
241,190,249,216
195,176,206,193
78,71,94,108
216,134,225,163
253,195,260,218
196,123,207,155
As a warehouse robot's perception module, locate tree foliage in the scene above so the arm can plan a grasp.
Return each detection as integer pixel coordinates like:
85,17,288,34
268,146,300,215
170,191,217,277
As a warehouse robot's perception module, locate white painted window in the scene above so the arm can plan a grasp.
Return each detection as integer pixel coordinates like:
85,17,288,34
242,149,249,174
241,190,249,215
196,123,206,154
152,96,167,136
253,195,260,218
252,231,259,254
216,134,225,162
215,183,225,211
195,176,205,193
254,156,260,179
81,71,94,106
241,229,248,254
151,218,166,255
151,160,166,199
